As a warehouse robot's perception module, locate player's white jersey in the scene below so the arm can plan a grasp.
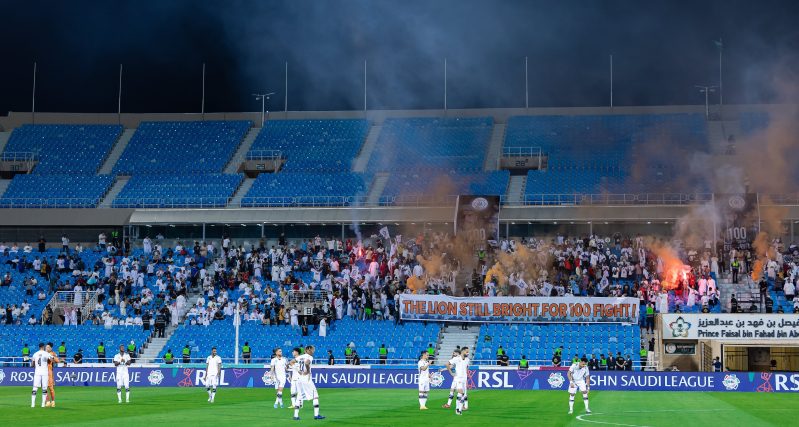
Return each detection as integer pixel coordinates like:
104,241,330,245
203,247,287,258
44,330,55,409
270,356,288,378
569,363,590,383
450,356,469,381
114,353,131,376
206,355,223,377
32,350,51,376
296,354,313,378
417,359,430,383
289,358,300,382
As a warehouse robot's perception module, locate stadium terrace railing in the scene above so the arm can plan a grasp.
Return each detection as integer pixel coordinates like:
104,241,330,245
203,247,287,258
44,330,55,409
112,197,232,209
0,151,38,162
245,149,283,160
509,193,715,206
761,194,799,205
0,356,655,370
0,197,102,208
502,147,543,158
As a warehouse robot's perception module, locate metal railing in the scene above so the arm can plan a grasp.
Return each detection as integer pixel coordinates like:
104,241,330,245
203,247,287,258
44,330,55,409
502,146,543,157
245,149,283,160
112,197,230,209
1,151,38,162
761,194,799,205
0,197,102,208
506,193,715,206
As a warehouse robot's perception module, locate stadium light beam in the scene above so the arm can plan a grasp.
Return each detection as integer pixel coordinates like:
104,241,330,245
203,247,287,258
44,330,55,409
201,63,206,120
695,85,717,119
31,62,37,125
252,92,275,126
117,64,123,125
715,38,723,108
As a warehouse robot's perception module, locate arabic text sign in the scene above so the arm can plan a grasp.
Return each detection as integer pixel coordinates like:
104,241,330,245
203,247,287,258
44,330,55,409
399,294,639,323
662,314,799,340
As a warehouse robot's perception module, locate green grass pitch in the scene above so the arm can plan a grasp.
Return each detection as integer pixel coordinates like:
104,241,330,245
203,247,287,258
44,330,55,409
0,386,796,426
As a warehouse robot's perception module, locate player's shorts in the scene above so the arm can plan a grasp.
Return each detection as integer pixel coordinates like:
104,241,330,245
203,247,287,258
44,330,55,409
274,375,287,389
452,378,467,392
568,381,588,394
206,374,219,388
33,374,48,389
297,379,318,401
116,373,130,389
418,381,430,392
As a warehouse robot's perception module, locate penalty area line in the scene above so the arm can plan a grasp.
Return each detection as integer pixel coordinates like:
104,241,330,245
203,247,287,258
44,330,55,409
575,413,651,427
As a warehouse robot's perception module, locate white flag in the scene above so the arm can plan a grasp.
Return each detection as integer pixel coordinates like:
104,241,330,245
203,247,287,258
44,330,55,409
379,227,390,240
396,235,402,243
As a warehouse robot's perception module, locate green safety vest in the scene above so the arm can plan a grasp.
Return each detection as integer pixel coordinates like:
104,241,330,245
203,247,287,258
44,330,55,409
22,346,30,356
497,348,505,356
640,349,648,357
732,260,740,268
345,348,353,356
242,345,251,355
572,357,579,363
58,345,66,354
379,347,387,356
427,347,435,355
554,348,562,356
182,348,190,356
97,345,105,354
646,306,654,315
519,359,529,368
165,353,173,362
600,358,608,366
127,344,135,353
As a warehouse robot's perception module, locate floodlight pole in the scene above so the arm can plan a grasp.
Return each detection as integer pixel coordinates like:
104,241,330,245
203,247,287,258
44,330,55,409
201,63,206,120
117,64,123,125
32,62,37,124
252,92,274,126
695,85,717,120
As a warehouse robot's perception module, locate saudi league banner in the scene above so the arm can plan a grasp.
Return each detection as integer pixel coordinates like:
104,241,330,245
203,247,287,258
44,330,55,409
0,366,797,392
454,195,500,248
662,314,799,340
717,193,758,253
399,294,639,324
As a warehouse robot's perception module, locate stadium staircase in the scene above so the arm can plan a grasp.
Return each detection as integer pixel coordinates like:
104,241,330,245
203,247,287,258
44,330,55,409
139,286,204,363
365,173,389,205
352,125,381,172
0,130,11,153
98,128,135,174
0,179,11,198
435,324,480,361
224,126,260,174
483,123,505,171
98,176,128,208
227,177,255,208
44,291,98,325
707,119,742,156
505,175,527,204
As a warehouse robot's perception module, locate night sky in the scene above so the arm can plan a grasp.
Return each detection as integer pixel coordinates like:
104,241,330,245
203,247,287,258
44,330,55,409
1,0,798,114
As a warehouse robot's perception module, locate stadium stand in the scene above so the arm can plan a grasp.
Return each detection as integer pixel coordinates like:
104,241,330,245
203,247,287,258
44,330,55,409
2,124,123,175
112,121,251,175
112,173,244,208
247,119,369,172
0,324,150,361
161,317,440,363
379,170,509,205
0,175,115,208
366,117,493,172
241,172,368,207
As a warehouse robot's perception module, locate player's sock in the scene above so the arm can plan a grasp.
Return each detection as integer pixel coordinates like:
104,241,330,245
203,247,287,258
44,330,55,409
206,387,211,398
569,394,575,412
313,398,320,417
126,389,130,402
420,392,428,408
456,393,463,412
31,389,36,407
463,395,468,410
583,393,589,410
447,392,454,406
211,387,216,402
291,393,297,407
276,392,283,405
117,388,122,403
42,391,47,407
294,407,300,418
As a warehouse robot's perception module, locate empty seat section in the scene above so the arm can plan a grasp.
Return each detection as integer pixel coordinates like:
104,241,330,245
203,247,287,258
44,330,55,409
112,174,243,208
0,175,115,208
242,172,368,207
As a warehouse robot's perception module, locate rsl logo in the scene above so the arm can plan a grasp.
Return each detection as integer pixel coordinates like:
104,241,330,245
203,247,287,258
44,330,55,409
668,316,692,338
429,372,445,388
722,374,741,391
148,370,164,386
547,372,565,389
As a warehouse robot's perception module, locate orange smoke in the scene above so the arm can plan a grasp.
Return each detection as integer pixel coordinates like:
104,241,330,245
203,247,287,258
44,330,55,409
646,239,690,291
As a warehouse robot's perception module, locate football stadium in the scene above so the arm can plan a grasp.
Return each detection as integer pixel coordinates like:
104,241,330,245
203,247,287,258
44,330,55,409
1,1,799,426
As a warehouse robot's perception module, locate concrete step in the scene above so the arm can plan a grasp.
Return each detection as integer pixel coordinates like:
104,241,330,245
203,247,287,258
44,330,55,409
224,126,261,173
98,177,129,208
352,125,380,173
0,179,11,198
0,131,12,153
227,177,255,208
365,173,389,205
99,128,135,174
505,174,527,204
484,123,505,171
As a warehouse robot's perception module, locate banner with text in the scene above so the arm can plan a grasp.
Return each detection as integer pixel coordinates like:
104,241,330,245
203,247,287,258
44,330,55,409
662,314,799,340
0,367,797,392
399,295,639,323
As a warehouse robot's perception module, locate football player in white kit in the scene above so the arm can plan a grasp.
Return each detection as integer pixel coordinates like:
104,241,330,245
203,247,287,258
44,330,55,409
31,343,51,408
568,357,592,415
291,345,325,421
205,347,223,403
113,345,132,403
417,351,430,410
442,350,461,408
269,348,288,408
446,347,470,415
288,348,301,409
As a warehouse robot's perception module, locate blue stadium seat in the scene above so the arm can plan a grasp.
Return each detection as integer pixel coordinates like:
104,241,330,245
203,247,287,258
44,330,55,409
0,175,115,208
112,174,243,208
